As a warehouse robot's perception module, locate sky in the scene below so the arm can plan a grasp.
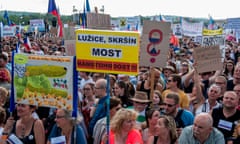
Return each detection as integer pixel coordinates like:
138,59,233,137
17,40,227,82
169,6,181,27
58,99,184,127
0,0,239,19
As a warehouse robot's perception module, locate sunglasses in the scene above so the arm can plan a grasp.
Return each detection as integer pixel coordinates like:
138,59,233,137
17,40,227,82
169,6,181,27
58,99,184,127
134,101,147,105
55,115,66,119
167,79,173,83
17,104,27,107
163,103,176,107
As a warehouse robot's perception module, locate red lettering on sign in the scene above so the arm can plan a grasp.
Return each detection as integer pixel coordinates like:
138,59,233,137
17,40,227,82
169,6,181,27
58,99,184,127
131,64,138,72
77,59,95,69
96,61,113,70
113,62,131,72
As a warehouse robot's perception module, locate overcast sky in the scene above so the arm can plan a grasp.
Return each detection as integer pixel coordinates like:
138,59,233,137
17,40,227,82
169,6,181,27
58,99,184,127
0,0,239,19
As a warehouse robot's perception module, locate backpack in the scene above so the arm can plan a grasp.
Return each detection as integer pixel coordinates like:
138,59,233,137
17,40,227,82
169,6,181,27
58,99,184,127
174,109,184,128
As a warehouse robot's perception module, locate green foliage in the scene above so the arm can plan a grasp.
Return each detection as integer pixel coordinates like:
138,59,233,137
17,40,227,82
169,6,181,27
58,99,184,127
0,10,72,25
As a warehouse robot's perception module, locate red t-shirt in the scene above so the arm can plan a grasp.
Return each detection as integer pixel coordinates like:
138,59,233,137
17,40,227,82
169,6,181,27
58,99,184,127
109,129,143,144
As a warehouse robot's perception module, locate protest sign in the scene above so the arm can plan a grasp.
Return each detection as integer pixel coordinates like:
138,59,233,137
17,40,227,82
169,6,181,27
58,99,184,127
14,54,74,110
64,40,76,56
140,20,171,68
193,45,223,73
76,29,139,75
87,13,111,30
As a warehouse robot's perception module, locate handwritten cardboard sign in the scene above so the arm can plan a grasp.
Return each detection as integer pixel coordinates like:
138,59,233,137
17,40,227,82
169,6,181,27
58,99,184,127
193,45,223,73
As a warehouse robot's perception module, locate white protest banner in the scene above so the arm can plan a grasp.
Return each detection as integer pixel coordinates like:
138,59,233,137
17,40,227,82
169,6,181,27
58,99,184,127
181,18,203,37
29,19,45,32
2,26,16,37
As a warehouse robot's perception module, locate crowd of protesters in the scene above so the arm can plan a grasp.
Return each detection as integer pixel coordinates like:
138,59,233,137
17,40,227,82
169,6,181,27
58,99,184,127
0,25,240,144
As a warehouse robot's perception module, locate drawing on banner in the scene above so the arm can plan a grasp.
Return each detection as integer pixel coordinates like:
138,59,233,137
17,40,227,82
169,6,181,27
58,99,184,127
147,29,162,63
140,20,171,68
14,54,74,110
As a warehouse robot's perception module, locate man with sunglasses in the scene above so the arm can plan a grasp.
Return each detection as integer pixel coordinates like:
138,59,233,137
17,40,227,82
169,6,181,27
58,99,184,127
162,74,189,109
162,93,194,136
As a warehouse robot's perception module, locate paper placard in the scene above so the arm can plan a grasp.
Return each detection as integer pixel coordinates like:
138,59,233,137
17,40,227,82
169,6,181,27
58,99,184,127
51,136,66,144
140,20,171,68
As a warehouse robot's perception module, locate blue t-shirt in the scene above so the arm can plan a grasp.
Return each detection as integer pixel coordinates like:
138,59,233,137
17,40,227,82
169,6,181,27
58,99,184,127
179,109,194,127
89,96,108,136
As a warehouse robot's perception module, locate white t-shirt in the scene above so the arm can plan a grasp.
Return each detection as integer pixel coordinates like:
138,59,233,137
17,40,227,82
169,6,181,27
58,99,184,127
195,99,221,116
0,127,3,136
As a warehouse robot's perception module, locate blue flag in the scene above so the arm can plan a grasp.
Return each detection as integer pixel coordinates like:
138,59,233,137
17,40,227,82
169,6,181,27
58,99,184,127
3,10,14,26
86,0,91,12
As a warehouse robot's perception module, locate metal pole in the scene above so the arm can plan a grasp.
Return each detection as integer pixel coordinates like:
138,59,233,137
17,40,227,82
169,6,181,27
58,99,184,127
0,23,2,54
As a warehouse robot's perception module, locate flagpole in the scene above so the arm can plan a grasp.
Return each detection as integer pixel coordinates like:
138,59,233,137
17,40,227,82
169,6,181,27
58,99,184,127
0,23,2,53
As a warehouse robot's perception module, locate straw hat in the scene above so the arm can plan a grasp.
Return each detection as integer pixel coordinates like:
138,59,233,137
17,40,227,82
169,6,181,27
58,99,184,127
130,91,151,103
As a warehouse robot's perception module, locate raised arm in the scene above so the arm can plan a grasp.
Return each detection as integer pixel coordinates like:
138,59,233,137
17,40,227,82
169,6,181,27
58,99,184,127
193,68,205,105
183,68,194,88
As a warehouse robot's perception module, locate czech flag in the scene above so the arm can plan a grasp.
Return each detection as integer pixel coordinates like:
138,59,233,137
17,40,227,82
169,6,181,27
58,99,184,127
208,15,215,30
23,37,31,52
48,0,63,37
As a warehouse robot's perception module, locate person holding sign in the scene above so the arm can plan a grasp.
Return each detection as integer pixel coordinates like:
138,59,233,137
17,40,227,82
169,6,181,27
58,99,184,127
47,108,87,144
3,103,45,144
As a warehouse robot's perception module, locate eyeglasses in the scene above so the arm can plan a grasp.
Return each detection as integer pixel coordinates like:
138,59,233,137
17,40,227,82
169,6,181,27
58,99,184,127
215,82,225,85
181,64,188,67
55,115,66,119
163,103,176,107
83,88,91,91
210,90,218,94
116,107,121,111
94,87,103,89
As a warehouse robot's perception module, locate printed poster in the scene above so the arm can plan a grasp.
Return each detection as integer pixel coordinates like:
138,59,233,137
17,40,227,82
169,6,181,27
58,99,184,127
14,54,74,110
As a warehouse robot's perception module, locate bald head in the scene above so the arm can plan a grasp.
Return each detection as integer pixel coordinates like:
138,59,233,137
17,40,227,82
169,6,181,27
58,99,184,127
193,113,213,142
195,113,213,128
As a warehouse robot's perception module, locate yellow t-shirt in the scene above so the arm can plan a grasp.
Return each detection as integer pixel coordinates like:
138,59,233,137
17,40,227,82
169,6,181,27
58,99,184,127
162,89,189,109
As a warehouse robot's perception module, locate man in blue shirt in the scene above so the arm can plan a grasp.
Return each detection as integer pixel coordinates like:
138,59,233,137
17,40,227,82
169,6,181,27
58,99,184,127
162,93,194,136
88,79,107,137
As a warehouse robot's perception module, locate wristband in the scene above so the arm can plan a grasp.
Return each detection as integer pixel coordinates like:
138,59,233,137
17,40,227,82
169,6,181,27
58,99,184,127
2,132,9,135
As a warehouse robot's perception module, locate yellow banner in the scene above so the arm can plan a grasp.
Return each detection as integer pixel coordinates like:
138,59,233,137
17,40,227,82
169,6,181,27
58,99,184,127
76,29,140,75
202,28,223,36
